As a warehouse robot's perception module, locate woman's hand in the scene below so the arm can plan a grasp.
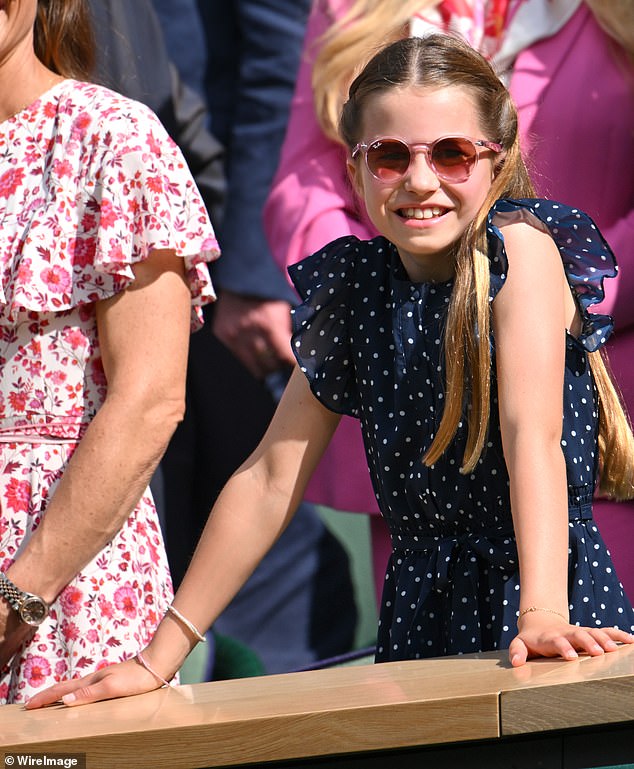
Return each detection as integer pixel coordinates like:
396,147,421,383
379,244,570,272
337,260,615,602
24,656,167,709
509,612,634,666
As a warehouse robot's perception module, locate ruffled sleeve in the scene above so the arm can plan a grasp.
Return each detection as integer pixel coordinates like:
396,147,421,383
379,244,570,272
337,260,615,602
289,235,362,416
86,110,220,330
486,198,617,352
0,81,219,330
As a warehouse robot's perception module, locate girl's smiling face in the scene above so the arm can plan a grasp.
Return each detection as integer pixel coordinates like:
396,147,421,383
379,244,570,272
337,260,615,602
347,84,499,283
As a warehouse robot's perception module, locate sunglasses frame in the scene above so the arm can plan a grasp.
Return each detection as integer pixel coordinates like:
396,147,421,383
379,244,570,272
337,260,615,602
351,135,503,184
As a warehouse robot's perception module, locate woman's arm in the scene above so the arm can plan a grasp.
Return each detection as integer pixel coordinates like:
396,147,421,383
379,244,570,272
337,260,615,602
0,249,191,665
493,220,633,666
25,366,341,707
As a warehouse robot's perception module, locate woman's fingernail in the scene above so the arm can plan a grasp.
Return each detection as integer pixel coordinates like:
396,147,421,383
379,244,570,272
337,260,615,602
62,693,76,705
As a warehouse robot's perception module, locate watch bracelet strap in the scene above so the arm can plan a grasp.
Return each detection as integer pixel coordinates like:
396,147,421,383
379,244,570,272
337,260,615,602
0,571,27,610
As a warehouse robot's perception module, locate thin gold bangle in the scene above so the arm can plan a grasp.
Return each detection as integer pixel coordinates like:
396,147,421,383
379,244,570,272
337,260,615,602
166,604,206,643
517,606,568,628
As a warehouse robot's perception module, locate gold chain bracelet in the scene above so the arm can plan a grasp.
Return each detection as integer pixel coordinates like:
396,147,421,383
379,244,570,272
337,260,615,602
517,606,567,628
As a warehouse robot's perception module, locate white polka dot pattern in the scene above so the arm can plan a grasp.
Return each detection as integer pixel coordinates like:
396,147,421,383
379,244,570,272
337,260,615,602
289,199,634,661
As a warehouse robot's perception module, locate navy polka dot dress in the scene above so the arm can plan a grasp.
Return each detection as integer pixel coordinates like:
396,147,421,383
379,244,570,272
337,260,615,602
289,198,634,662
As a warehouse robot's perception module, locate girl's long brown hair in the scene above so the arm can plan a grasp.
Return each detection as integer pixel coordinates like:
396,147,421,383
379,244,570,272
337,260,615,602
34,0,95,80
340,34,634,499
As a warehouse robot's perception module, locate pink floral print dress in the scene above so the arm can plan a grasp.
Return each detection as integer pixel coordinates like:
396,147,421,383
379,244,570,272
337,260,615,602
0,79,219,704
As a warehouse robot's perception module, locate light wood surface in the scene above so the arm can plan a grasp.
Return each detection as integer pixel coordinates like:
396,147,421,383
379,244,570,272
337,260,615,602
500,642,634,735
2,644,634,769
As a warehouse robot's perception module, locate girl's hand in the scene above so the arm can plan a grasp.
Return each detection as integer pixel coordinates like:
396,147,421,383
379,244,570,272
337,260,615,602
24,656,167,709
509,612,634,667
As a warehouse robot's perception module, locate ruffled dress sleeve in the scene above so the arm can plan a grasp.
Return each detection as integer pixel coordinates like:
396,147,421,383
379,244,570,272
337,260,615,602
0,80,219,330
486,198,617,352
288,235,364,416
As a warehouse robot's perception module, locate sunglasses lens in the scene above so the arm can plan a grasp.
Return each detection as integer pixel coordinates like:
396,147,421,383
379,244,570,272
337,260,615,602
431,137,477,181
365,139,410,180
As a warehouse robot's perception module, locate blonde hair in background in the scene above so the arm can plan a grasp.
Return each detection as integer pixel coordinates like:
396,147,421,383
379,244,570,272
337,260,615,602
312,0,438,142
313,0,634,144
585,0,634,61
340,34,634,499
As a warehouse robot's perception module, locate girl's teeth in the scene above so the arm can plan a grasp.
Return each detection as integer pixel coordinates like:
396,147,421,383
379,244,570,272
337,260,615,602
403,207,443,219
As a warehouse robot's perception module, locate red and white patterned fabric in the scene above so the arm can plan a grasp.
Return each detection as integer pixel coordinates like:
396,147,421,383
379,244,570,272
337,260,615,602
412,0,514,59
410,0,581,76
0,79,219,704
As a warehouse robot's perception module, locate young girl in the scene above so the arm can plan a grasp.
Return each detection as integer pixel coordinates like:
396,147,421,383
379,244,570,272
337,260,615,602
27,33,634,708
265,0,634,606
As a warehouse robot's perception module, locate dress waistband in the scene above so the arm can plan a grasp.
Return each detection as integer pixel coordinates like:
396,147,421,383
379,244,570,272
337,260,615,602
391,501,594,552
0,434,78,444
0,420,87,444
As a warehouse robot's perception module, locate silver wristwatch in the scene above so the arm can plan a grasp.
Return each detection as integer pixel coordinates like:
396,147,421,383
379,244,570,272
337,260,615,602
0,572,49,626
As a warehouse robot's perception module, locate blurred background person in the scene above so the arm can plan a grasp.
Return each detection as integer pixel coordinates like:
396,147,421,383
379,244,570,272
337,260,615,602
89,0,225,232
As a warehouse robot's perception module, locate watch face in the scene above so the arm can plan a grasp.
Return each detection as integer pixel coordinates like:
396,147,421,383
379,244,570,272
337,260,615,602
20,596,48,626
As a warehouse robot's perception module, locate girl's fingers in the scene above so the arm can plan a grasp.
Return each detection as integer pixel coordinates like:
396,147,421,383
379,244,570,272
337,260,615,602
547,635,579,660
25,660,160,709
583,626,634,651
508,636,528,667
59,677,137,707
584,628,619,652
514,624,634,666
604,627,634,644
566,626,630,657
25,674,104,709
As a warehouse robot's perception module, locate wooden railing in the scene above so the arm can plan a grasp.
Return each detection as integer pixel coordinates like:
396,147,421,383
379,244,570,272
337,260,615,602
2,644,634,768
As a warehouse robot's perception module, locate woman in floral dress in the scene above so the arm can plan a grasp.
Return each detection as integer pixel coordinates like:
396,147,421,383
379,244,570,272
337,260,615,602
0,0,218,704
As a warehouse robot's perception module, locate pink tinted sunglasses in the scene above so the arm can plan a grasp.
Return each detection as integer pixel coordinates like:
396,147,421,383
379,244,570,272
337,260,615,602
352,135,503,184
